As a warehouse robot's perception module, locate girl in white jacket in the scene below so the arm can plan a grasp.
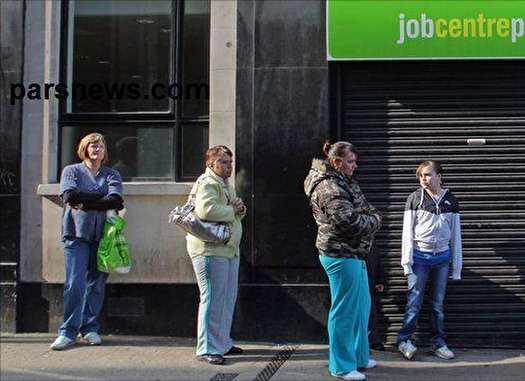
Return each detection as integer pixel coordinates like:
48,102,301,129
397,161,462,361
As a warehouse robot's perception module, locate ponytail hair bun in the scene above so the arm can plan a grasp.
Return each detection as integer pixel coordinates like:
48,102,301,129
322,140,334,157
322,140,359,160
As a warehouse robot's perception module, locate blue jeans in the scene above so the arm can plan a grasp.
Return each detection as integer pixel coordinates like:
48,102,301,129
397,253,450,348
59,238,108,340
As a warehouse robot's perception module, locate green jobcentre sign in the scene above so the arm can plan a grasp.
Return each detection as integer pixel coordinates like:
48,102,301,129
327,0,525,60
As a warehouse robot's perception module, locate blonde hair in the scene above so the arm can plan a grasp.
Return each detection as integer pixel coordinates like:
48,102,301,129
77,133,108,164
416,160,443,178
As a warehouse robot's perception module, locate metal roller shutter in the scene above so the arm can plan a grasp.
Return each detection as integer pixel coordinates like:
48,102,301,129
339,61,525,348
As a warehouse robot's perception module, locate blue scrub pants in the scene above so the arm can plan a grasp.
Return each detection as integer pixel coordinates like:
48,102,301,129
319,255,371,374
59,238,108,340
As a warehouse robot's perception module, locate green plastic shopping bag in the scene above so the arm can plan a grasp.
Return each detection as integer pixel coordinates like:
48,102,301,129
97,211,132,274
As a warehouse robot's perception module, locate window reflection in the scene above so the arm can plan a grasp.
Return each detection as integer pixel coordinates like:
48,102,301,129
180,124,208,178
60,0,210,181
182,0,209,118
61,126,173,181
67,0,172,112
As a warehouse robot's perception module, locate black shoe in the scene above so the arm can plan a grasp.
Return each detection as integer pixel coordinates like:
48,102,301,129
196,354,225,365
225,346,244,355
370,343,386,351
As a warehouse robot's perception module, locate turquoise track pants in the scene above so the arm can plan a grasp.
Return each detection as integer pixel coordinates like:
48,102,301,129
319,255,371,374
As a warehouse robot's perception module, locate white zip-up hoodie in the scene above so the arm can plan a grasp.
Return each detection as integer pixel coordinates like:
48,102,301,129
401,188,463,280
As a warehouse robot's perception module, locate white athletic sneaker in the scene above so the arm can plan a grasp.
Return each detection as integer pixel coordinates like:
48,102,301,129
362,359,377,369
432,344,455,360
82,332,102,345
330,370,366,380
398,340,417,360
50,336,74,350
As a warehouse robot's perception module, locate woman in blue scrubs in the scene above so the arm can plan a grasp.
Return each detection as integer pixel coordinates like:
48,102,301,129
51,133,123,350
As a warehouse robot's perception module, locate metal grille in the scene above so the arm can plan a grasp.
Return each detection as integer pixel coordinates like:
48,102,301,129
253,345,297,381
340,61,525,348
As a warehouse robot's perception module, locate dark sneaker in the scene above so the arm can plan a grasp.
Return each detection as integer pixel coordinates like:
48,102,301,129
225,346,244,355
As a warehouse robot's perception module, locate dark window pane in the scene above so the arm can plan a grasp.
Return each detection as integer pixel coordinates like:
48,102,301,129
66,0,172,113
60,1,210,182
181,0,209,118
180,124,208,179
61,125,174,181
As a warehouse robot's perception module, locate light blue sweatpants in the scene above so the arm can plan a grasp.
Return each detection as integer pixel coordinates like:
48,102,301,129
319,255,371,374
191,255,239,356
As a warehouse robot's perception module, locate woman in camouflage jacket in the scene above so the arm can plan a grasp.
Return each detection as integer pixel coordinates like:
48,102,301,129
304,141,382,381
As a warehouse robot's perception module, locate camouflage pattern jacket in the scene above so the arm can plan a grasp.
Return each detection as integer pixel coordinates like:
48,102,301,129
304,159,382,259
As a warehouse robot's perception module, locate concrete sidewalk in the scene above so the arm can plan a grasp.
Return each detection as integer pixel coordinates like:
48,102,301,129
1,334,524,381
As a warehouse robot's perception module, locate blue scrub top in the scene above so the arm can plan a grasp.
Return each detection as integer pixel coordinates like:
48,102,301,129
59,163,123,242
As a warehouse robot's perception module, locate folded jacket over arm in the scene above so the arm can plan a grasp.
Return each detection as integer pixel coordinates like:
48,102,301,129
82,194,124,211
62,190,105,204
62,190,123,210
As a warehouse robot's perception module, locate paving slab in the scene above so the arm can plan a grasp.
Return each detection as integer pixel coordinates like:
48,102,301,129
273,346,525,381
1,334,524,381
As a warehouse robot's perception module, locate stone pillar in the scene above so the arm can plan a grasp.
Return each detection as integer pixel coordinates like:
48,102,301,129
209,0,237,152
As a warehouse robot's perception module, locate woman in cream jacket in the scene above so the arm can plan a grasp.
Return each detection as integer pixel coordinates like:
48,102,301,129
188,145,246,365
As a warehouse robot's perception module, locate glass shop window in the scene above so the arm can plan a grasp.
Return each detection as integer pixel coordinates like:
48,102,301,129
59,0,209,181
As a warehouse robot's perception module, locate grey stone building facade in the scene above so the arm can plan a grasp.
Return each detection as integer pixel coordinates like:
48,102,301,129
1,0,524,348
